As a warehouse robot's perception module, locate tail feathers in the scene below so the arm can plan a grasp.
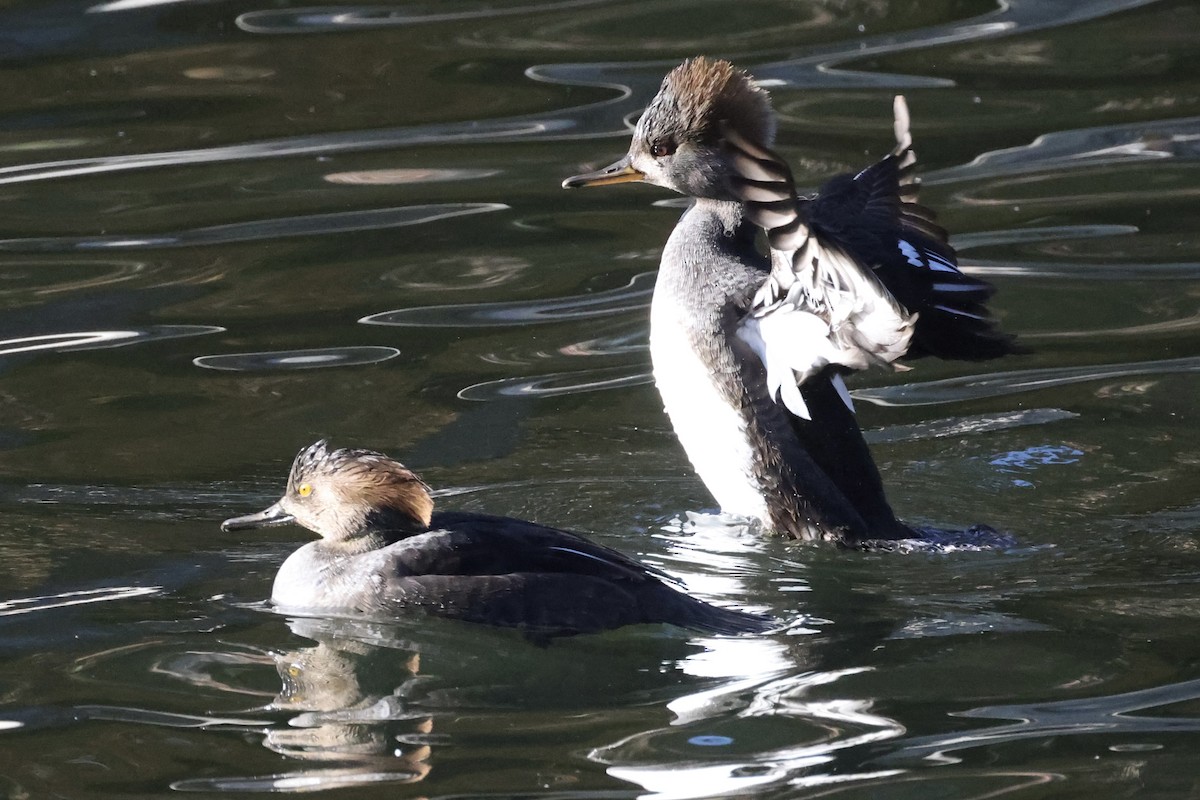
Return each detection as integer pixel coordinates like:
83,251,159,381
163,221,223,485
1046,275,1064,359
909,307,1025,361
667,595,776,635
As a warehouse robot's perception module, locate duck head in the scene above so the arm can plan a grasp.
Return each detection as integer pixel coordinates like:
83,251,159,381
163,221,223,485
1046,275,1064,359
221,440,434,541
563,57,775,200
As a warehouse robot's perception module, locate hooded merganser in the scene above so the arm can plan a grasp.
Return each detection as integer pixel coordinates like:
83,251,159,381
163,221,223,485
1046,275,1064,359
563,58,1019,543
221,440,773,637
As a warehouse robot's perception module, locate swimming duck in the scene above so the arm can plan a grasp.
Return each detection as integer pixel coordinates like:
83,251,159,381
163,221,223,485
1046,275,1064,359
221,440,772,637
563,58,1019,543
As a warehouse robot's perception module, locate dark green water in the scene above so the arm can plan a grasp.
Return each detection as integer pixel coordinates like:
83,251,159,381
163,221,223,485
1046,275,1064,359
2,0,1199,797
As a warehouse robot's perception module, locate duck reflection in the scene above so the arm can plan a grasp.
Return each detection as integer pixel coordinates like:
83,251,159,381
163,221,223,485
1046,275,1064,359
263,617,432,783
252,612,754,792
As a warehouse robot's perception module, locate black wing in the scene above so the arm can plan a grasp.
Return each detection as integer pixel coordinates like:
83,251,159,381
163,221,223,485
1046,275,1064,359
376,512,772,636
802,97,1020,361
416,511,674,584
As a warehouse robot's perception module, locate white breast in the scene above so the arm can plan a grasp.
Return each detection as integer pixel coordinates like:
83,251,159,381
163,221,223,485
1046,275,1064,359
649,291,768,523
271,544,324,609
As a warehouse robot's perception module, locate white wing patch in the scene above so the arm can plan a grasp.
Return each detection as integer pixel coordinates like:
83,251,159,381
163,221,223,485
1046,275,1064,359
898,239,924,267
926,252,960,274
737,235,916,420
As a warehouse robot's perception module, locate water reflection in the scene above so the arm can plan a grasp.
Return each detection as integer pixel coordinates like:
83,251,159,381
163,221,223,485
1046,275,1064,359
595,663,906,799
226,619,435,790
597,660,1200,799
160,613,760,793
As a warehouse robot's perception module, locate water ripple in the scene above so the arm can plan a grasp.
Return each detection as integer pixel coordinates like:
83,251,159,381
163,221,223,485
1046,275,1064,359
171,768,427,793
935,114,1200,186
1033,312,1200,340
0,257,150,297
322,167,498,185
530,0,1159,100
0,586,161,617
457,365,651,400
855,356,1200,407
72,705,265,733
235,0,611,34
963,259,1200,281
866,408,1079,445
193,347,400,372
0,325,222,358
0,205,506,252
879,678,1200,765
0,126,565,187
953,224,1140,251
360,270,654,327
3,1,1163,193
597,668,905,800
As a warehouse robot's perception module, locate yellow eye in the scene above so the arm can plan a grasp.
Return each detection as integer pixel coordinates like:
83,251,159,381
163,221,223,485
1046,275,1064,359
297,483,313,497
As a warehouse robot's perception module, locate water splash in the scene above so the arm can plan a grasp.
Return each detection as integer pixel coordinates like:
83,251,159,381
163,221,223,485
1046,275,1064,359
866,408,1079,444
990,444,1084,472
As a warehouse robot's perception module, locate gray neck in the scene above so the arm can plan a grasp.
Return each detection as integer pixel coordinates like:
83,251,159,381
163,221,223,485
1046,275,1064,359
319,528,402,557
656,199,765,312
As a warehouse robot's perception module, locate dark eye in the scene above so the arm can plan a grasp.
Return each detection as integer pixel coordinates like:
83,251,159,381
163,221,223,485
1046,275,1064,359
649,140,676,158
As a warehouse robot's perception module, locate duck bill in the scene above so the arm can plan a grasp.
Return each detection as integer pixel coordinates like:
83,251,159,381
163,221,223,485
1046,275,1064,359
221,501,295,532
562,156,644,188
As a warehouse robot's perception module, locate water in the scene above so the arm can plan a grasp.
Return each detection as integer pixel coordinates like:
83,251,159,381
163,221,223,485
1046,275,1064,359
1,0,1199,796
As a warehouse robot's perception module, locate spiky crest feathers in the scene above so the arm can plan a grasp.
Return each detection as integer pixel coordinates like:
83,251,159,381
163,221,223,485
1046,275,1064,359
639,57,776,150
289,440,434,529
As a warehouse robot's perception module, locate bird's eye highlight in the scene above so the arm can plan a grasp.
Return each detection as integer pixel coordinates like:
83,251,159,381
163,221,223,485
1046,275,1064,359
297,483,313,497
650,140,676,158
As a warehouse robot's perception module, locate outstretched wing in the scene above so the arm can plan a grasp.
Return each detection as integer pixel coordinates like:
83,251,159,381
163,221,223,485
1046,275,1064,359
723,121,916,421
802,97,1020,361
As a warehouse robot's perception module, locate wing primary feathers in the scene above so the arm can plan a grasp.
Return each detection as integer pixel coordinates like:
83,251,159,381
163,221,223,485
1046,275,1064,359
801,96,1022,362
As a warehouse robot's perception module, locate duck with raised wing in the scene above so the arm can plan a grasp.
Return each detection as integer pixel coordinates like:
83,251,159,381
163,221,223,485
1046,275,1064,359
563,58,1019,543
221,441,773,637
